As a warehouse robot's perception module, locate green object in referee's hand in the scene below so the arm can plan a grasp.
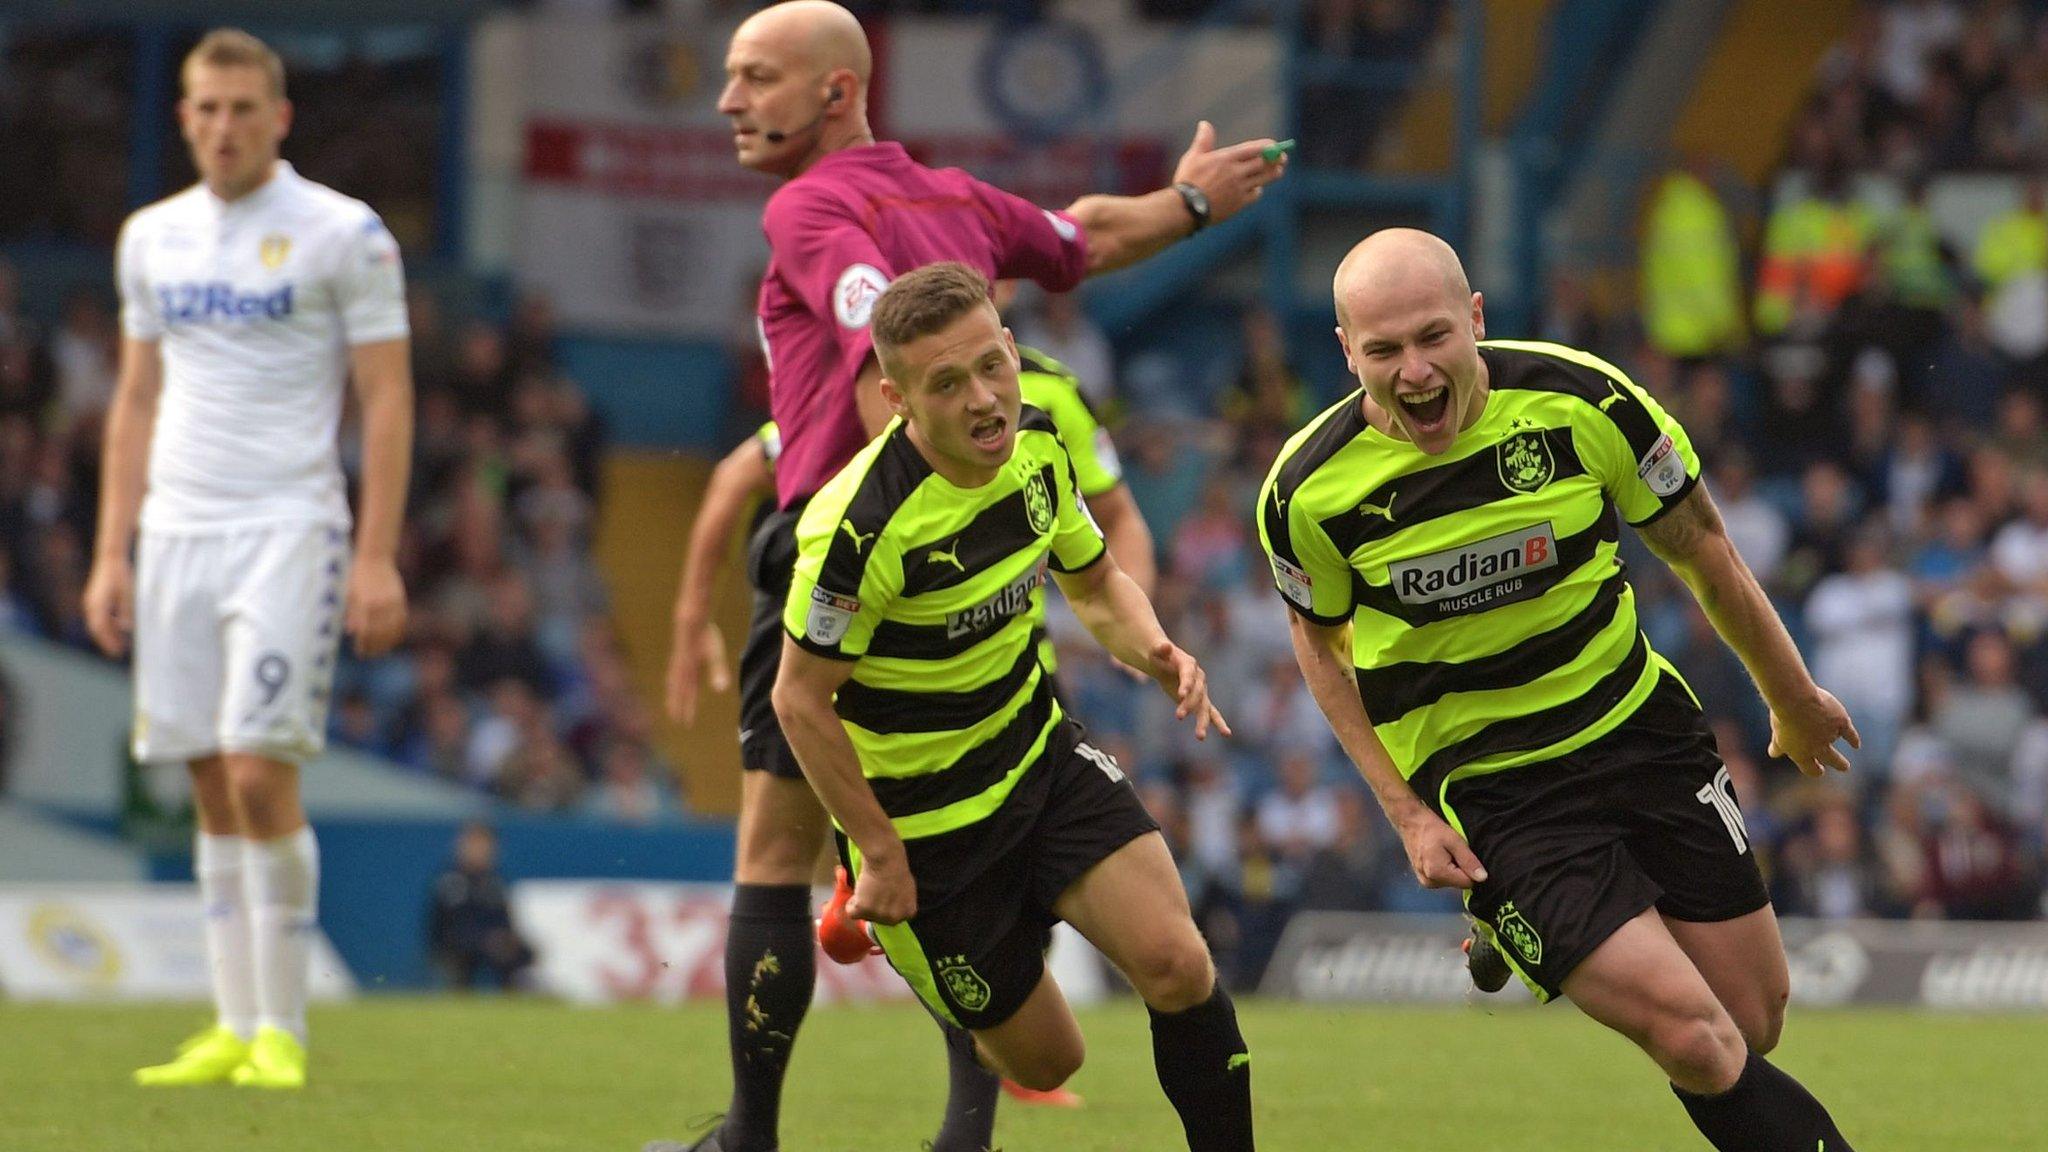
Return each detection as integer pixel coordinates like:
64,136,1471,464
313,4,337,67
1262,139,1296,163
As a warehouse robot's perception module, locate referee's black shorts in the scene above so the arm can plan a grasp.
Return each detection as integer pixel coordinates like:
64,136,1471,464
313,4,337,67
736,501,805,780
1443,671,1770,1002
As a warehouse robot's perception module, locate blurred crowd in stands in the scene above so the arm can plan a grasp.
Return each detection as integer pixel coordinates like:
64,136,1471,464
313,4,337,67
0,259,685,824
7,0,2048,993
0,27,444,250
327,291,687,824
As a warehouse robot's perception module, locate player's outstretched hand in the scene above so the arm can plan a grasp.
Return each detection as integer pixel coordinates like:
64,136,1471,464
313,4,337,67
1768,686,1861,777
665,616,733,725
1172,120,1289,226
345,558,408,658
844,849,917,926
1396,808,1488,890
82,555,135,658
1145,638,1231,741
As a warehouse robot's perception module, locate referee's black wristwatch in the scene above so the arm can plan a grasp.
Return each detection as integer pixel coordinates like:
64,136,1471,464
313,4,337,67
1172,181,1211,233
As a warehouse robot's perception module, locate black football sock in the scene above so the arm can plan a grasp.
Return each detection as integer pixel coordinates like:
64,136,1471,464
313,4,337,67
927,1016,1000,1152
1148,984,1255,1152
720,883,815,1152
1673,1050,1855,1152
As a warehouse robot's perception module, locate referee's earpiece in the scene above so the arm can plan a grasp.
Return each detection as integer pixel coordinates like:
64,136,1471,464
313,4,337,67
764,84,843,144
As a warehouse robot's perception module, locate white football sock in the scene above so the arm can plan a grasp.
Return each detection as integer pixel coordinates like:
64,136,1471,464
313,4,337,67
195,831,258,1041
245,825,319,1043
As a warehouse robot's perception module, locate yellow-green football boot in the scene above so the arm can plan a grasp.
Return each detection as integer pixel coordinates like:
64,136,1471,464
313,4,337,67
134,1025,249,1086
229,1026,307,1090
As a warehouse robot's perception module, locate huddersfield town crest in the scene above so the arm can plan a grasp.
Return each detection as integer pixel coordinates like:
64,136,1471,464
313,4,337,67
1497,431,1554,494
1024,469,1055,534
1495,901,1543,966
938,955,992,1012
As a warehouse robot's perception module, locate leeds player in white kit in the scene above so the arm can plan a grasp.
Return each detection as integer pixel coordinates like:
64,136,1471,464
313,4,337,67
83,29,413,1090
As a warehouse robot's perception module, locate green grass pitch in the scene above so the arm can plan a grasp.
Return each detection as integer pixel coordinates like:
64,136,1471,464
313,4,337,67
5,998,2038,1149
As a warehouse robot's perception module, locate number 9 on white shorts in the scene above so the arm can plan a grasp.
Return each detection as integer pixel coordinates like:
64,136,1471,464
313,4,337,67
133,524,351,765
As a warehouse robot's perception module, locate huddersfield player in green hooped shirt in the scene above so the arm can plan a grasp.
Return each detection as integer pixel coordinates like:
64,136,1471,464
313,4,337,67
661,349,1155,1115
775,262,1254,1152
1258,230,1861,1152
664,362,1155,730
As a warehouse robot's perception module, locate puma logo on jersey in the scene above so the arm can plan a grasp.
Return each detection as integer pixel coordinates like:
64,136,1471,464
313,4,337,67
839,519,876,554
1358,490,1397,522
927,540,966,573
1599,379,1629,411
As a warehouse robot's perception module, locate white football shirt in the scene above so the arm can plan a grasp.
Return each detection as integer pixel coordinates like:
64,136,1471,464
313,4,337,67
117,161,408,532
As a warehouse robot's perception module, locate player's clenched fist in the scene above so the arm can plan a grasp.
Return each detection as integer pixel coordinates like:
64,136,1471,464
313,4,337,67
82,556,136,658
844,849,917,926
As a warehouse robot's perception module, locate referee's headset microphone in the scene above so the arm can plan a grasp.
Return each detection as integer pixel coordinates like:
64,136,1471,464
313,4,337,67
764,85,842,144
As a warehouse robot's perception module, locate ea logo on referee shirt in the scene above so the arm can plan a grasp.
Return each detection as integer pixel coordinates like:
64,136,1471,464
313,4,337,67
1496,431,1554,494
833,263,890,330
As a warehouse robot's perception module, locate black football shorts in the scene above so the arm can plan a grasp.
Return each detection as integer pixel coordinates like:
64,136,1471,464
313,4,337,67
737,502,805,779
1442,672,1770,1001
850,723,1159,1029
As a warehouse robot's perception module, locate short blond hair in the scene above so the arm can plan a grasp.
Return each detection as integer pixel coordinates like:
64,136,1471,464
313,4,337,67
871,262,994,377
183,28,286,100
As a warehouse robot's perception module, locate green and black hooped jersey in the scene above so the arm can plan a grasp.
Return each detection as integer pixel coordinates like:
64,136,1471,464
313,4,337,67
1256,340,1702,812
1018,348,1121,500
1016,348,1122,676
784,406,1108,841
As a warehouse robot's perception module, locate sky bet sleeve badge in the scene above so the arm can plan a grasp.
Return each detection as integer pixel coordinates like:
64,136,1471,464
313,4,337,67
806,588,859,645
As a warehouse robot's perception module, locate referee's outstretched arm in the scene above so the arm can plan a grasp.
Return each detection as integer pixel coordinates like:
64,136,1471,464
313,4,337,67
1285,612,1487,891
1064,121,1287,275
1636,483,1861,777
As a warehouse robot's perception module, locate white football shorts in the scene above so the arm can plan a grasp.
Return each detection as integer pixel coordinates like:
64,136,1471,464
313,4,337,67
132,523,350,765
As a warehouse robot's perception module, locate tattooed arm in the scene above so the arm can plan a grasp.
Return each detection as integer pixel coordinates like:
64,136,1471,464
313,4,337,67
1637,483,1860,776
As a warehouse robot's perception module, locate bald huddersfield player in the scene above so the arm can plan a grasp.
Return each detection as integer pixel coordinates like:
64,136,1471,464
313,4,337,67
773,264,1253,1152
1259,230,1859,1152
664,4,1282,1148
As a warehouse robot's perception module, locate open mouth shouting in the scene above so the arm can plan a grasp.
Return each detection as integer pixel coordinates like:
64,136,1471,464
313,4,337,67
1398,385,1451,436
970,413,1007,451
